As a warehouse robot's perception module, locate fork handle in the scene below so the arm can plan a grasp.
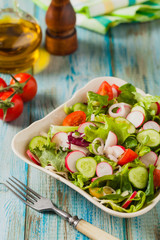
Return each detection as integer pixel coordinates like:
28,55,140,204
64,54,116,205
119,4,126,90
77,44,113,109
76,219,119,240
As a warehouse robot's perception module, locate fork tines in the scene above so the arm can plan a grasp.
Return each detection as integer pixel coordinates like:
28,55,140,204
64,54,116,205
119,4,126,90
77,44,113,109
4,176,41,207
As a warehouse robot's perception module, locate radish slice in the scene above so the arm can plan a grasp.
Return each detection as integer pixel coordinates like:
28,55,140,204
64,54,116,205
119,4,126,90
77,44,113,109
156,155,160,167
143,121,160,132
109,103,131,118
150,102,160,115
51,132,69,149
92,138,104,155
122,191,137,209
26,150,40,166
96,162,113,177
104,131,118,148
91,177,98,182
126,111,145,128
111,145,125,158
112,87,118,98
156,102,160,115
78,122,96,133
65,150,86,173
140,151,158,167
70,144,89,155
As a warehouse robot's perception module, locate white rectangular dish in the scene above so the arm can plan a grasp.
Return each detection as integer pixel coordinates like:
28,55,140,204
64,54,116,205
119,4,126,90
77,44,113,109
12,76,160,218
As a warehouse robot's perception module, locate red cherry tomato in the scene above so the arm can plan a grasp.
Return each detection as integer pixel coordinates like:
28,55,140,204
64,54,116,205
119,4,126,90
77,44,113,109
0,91,23,122
97,81,113,100
63,111,86,126
0,78,7,97
10,73,37,102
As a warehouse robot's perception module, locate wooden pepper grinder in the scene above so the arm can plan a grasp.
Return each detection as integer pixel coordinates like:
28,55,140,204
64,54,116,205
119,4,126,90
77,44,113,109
45,0,78,55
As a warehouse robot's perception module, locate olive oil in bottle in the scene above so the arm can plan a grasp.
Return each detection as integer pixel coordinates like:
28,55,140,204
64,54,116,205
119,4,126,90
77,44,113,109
0,11,42,73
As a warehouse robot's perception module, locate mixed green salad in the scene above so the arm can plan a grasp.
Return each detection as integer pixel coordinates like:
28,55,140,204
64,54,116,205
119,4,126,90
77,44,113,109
27,81,160,213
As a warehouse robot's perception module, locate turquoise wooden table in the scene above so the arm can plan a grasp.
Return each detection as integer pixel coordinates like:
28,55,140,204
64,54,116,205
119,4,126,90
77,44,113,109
0,1,160,239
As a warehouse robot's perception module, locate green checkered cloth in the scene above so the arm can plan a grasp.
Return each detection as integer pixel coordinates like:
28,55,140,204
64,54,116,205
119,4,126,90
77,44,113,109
32,0,160,34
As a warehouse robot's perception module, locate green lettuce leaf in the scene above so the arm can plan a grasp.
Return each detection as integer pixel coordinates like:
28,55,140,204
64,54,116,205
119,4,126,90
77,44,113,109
134,93,160,116
84,125,109,142
104,116,131,144
39,148,68,172
69,172,90,188
48,125,79,139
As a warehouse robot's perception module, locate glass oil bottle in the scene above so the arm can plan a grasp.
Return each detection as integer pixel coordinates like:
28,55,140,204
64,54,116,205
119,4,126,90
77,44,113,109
0,0,42,73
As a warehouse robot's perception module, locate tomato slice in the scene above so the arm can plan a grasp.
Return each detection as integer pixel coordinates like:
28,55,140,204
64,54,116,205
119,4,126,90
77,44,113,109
63,111,86,126
118,149,138,166
153,169,160,188
97,81,113,100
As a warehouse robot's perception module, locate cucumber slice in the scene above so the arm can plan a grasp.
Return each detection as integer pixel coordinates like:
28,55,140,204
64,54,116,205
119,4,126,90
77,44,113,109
115,117,136,134
128,166,148,189
29,136,48,151
76,157,97,178
137,129,160,147
72,103,87,113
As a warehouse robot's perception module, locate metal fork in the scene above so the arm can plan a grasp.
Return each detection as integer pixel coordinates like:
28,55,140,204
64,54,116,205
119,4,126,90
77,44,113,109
4,177,119,240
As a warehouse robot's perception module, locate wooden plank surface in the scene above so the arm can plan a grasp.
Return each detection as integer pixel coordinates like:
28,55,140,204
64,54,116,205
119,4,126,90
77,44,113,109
0,1,160,240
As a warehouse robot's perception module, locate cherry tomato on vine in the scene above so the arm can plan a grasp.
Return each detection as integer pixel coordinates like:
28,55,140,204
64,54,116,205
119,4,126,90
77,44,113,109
0,78,7,97
10,73,37,102
0,91,24,122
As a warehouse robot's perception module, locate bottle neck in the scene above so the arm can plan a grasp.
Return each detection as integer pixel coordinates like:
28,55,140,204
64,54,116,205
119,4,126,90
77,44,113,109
51,0,70,6
0,0,18,10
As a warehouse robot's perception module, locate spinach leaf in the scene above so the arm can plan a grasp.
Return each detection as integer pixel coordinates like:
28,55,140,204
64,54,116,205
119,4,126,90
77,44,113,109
124,136,138,149
117,83,137,105
135,144,151,157
120,172,133,193
145,165,155,202
86,91,109,119
104,191,146,212
100,194,129,202
90,175,117,188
